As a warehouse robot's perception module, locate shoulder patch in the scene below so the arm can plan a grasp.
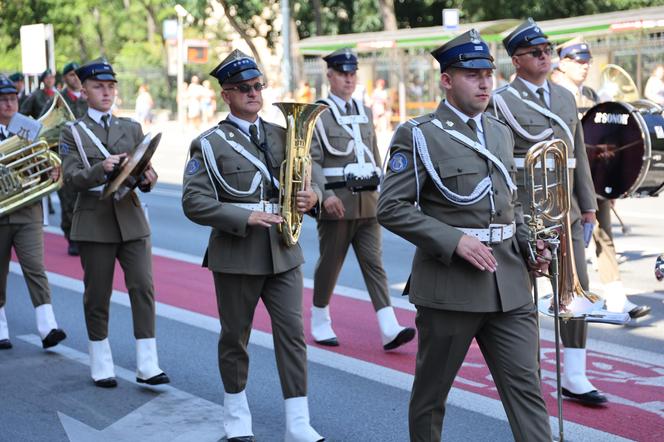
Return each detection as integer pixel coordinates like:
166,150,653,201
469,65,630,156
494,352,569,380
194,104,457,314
388,152,408,173
185,158,201,175
59,142,70,156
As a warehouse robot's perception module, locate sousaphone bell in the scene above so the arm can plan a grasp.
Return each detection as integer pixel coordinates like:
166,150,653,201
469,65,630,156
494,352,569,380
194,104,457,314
101,132,161,201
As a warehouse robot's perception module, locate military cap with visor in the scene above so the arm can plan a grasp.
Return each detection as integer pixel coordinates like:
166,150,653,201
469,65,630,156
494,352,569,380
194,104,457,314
0,75,18,95
62,62,81,76
75,58,117,82
557,37,592,62
8,72,23,83
430,29,495,72
503,18,550,56
323,48,358,73
210,49,262,87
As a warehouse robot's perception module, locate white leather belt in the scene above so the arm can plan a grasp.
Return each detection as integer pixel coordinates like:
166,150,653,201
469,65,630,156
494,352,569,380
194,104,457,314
230,201,280,214
456,222,516,244
323,167,345,177
514,157,576,169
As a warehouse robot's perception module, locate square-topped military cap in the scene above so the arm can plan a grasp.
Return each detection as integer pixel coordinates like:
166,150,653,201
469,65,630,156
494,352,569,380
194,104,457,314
431,29,495,72
76,58,117,82
557,37,592,62
210,49,262,87
323,48,358,72
503,18,550,56
0,75,18,95
8,72,23,83
62,62,80,76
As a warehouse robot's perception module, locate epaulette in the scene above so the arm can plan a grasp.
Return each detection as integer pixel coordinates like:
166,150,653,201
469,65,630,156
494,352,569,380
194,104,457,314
484,112,508,127
492,84,510,96
117,116,140,126
262,120,286,132
406,113,435,127
198,125,219,141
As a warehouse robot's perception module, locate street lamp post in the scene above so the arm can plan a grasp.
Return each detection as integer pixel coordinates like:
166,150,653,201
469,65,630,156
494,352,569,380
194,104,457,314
175,4,188,128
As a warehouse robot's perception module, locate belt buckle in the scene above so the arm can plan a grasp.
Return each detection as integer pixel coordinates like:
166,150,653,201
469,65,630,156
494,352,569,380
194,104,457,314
488,225,504,245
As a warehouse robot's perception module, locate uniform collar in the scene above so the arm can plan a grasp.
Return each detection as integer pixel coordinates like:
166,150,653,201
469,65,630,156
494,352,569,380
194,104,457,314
444,100,484,134
518,76,549,96
328,92,353,113
227,112,261,139
0,123,9,138
87,107,112,126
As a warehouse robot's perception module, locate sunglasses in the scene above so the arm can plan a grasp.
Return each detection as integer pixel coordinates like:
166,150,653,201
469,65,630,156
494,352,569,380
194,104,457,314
224,82,266,93
515,46,553,58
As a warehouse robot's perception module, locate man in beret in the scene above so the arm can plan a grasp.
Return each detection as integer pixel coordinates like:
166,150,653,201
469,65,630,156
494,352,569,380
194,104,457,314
492,18,607,406
8,72,27,107
308,47,415,350
20,68,57,119
182,49,324,442
0,75,67,352
378,30,552,441
59,58,168,389
552,38,651,320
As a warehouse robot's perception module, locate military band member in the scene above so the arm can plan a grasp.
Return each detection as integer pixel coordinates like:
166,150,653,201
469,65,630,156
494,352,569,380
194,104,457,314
20,68,56,119
48,62,88,256
492,19,606,405
377,30,552,442
553,38,651,319
309,48,415,350
8,72,27,107
0,75,67,351
59,59,168,388
182,50,324,442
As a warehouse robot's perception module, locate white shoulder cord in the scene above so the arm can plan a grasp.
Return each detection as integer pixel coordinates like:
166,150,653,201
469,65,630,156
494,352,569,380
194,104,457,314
213,129,279,190
69,125,92,169
77,121,112,158
492,92,553,142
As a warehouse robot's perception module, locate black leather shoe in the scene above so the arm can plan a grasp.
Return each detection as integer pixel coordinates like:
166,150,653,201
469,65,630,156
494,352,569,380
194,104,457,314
94,377,118,388
0,339,12,349
315,337,339,347
227,437,256,442
562,387,608,405
42,329,67,349
137,372,170,385
628,305,651,319
67,241,79,256
384,327,416,351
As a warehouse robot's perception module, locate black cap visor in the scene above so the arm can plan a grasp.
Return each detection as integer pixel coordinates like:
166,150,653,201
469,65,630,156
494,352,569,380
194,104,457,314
88,73,117,82
568,52,592,62
518,35,550,50
330,63,358,73
222,68,262,87
449,58,495,71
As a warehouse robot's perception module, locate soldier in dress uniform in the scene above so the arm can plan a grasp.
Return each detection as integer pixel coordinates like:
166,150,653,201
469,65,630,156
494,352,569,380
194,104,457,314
59,59,169,389
47,62,88,256
8,72,27,107
309,48,415,350
0,75,67,351
377,30,552,442
492,18,606,405
20,68,57,119
181,50,324,442
553,38,651,320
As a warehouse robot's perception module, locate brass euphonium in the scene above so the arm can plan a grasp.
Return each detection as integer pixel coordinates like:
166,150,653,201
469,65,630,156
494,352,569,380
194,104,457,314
273,102,328,246
0,91,74,216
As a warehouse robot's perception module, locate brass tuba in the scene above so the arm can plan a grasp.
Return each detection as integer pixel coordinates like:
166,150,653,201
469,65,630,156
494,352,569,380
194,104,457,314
273,102,328,246
0,92,74,216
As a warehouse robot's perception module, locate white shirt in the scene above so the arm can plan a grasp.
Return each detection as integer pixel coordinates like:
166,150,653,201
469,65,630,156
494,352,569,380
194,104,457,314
328,92,353,114
87,107,112,127
444,101,486,148
518,76,551,108
227,113,261,140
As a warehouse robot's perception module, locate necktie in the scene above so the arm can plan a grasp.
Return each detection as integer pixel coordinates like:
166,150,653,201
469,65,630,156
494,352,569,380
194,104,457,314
536,87,548,108
345,102,353,115
467,118,478,136
0,128,6,141
249,123,260,146
101,114,110,131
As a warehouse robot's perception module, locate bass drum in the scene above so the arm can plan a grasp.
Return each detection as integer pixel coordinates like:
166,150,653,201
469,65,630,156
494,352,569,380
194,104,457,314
582,100,664,198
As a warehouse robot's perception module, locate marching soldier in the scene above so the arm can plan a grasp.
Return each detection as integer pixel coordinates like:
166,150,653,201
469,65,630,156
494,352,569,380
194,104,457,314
59,59,168,388
182,50,324,442
492,19,606,405
8,72,27,107
47,62,88,256
0,75,67,351
20,68,57,119
553,38,651,319
377,30,552,441
309,48,415,350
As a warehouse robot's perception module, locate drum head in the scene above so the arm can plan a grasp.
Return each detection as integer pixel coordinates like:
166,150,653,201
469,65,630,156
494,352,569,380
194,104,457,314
582,102,647,198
